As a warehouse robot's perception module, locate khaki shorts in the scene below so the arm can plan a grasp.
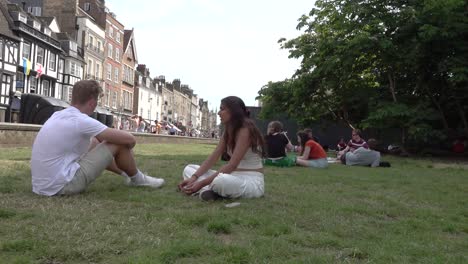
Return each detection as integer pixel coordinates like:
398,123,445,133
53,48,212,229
57,143,113,195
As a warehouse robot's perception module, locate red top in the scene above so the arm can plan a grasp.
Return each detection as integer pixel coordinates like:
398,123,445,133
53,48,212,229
305,140,327,159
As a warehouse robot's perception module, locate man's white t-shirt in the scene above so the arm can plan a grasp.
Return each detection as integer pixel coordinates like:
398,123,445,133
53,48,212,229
31,107,107,196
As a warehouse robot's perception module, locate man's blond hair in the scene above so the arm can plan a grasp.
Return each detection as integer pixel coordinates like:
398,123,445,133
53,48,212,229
71,80,102,105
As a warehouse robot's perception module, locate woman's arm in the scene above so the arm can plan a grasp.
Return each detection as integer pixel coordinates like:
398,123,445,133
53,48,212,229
297,146,311,160
193,137,225,177
283,133,294,151
338,145,350,156
178,138,225,192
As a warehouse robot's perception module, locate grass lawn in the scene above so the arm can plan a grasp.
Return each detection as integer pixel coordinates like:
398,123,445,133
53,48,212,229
0,143,467,263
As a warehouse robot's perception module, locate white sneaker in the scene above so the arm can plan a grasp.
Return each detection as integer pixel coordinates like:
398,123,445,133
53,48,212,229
126,173,165,188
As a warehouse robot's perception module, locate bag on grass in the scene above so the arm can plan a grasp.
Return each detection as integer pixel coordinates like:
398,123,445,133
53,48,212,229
264,156,296,167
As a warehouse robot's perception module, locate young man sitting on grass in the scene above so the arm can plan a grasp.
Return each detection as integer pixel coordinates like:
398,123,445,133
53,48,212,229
31,80,164,196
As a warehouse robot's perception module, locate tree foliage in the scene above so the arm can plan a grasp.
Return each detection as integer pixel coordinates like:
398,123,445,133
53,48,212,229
257,0,468,147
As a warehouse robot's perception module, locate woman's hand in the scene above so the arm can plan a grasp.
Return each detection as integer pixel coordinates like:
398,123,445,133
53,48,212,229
178,176,197,191
181,180,206,195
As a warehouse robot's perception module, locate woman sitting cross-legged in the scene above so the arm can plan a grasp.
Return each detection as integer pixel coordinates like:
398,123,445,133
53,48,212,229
178,96,265,201
264,121,295,167
295,131,328,168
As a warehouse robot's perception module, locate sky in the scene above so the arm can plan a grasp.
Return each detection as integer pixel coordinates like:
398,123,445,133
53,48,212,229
106,0,314,110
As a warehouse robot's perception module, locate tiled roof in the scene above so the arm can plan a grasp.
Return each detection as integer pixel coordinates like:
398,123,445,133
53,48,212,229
0,0,20,40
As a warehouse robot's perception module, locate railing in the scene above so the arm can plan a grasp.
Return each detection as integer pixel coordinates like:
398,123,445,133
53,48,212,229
14,21,61,49
85,44,105,57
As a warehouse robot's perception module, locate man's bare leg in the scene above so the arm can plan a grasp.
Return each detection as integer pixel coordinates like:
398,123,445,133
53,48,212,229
89,138,127,176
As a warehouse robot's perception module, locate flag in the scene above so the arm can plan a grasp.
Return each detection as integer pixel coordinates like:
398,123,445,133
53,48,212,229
22,57,31,76
35,63,44,79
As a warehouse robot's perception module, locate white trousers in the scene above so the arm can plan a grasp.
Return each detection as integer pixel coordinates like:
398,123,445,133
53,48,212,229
182,164,264,198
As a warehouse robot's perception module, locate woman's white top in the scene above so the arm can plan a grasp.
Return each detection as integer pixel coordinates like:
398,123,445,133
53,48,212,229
228,147,263,170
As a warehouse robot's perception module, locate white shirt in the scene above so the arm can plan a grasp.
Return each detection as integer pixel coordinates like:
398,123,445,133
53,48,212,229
31,107,107,196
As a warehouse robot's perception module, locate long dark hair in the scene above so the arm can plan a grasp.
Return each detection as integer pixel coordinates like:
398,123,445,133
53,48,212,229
221,96,264,156
297,131,312,156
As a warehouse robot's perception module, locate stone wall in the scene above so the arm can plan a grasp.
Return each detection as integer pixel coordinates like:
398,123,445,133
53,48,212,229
0,123,218,148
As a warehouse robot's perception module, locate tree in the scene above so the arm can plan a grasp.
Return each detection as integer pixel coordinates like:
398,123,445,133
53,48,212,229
258,0,468,147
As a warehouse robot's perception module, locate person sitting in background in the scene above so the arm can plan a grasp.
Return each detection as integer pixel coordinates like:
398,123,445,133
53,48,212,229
337,138,347,151
264,121,295,167
343,138,381,167
452,136,466,154
295,131,328,168
304,128,320,144
337,129,368,161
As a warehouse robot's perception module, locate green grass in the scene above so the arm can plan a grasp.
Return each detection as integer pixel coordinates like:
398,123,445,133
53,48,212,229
0,144,467,263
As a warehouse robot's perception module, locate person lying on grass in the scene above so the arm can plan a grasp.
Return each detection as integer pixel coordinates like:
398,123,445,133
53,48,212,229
178,96,265,201
31,80,164,196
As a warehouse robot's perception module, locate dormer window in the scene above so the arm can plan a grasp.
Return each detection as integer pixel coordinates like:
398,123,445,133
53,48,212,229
33,20,41,30
18,13,27,23
69,42,77,52
44,28,51,36
84,3,91,11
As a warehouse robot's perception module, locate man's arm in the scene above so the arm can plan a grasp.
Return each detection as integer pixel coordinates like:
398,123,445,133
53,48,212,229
95,128,136,148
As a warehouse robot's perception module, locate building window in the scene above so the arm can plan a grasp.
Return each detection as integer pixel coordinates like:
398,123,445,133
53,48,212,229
58,59,64,72
97,41,102,52
0,39,3,60
107,43,112,57
27,6,42,16
87,59,92,75
68,86,73,101
95,63,100,78
49,53,56,70
44,28,51,36
106,63,112,80
42,80,50,96
115,48,119,61
89,35,94,46
69,42,77,52
70,62,76,75
84,2,91,11
23,42,31,59
36,46,44,65
109,26,114,38
29,76,37,93
15,72,24,93
105,87,110,106
1,74,12,106
112,91,117,108
33,20,41,30
114,68,119,83
116,32,121,43
18,12,27,23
